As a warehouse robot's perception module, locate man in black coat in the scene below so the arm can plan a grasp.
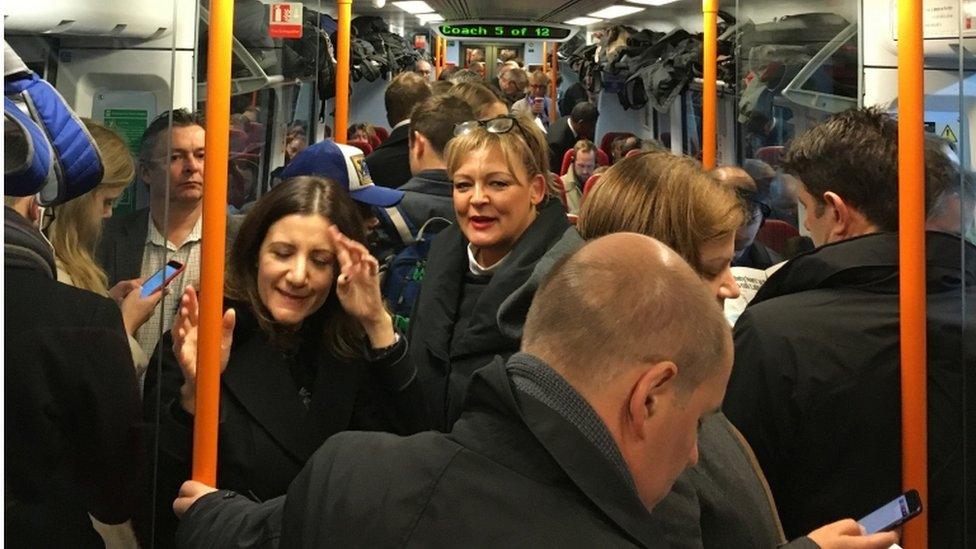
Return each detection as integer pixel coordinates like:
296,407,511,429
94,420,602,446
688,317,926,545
396,94,472,225
173,234,896,549
724,108,976,548
364,71,432,188
5,199,143,548
371,93,473,257
547,101,598,173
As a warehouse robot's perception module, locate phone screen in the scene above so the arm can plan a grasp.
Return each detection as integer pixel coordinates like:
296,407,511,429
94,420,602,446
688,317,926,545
140,262,182,298
858,494,912,534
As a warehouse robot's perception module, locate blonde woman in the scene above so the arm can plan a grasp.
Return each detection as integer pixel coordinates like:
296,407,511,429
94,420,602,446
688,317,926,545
409,113,568,431
46,119,163,381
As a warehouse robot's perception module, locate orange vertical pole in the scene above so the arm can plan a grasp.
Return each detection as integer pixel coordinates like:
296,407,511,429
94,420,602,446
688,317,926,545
334,0,352,144
897,0,928,547
436,37,444,78
701,0,718,169
193,0,234,486
550,43,559,125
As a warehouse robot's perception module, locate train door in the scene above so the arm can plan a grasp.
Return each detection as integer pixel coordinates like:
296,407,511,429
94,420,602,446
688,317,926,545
461,43,524,81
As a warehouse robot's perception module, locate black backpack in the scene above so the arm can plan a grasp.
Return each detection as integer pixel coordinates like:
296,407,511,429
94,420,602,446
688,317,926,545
377,213,452,333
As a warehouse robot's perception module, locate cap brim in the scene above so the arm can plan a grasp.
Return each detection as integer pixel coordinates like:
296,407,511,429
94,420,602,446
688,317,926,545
351,184,404,208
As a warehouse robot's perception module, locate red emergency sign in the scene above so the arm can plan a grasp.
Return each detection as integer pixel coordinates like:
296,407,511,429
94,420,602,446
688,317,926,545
269,2,303,39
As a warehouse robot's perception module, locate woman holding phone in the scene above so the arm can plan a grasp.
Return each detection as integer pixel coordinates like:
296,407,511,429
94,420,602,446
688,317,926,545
46,119,163,381
142,176,427,547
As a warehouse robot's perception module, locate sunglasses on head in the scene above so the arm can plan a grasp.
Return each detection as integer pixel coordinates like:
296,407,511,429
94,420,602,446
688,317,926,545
454,115,529,141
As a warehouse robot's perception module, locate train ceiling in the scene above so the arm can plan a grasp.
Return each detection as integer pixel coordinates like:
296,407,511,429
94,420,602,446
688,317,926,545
343,0,696,28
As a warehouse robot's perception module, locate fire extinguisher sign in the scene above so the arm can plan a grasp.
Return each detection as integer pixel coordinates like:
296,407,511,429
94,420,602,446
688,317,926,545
269,3,303,39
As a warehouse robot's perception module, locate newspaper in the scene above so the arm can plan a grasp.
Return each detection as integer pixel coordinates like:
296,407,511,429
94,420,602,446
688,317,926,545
723,261,786,325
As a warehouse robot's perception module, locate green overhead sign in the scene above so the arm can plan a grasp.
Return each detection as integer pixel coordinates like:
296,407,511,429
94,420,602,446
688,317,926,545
435,21,577,43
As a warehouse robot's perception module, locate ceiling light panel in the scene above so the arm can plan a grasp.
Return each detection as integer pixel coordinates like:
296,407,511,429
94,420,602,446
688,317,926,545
392,1,434,14
627,0,681,6
588,5,645,19
417,13,444,23
565,17,603,26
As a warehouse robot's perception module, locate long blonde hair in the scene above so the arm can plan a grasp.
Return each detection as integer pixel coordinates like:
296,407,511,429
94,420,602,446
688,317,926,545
47,119,135,294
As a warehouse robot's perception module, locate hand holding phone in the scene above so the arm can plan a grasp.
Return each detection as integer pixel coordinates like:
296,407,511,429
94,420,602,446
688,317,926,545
531,97,544,114
806,519,899,549
121,281,165,336
858,490,923,534
140,260,186,298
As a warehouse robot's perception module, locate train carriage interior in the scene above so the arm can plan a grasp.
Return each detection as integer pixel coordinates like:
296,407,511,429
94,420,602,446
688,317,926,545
3,0,974,546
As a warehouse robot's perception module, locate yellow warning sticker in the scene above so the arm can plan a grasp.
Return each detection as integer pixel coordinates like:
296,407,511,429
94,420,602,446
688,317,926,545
941,125,958,144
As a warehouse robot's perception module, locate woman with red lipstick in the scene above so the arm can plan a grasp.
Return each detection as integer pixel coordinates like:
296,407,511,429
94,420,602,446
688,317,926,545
142,176,426,547
408,114,569,431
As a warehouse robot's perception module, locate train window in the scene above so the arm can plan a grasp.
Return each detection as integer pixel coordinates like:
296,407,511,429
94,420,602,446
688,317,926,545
732,7,858,228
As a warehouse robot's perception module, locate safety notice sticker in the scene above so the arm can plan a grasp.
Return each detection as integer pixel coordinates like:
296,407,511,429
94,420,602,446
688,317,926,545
269,3,303,39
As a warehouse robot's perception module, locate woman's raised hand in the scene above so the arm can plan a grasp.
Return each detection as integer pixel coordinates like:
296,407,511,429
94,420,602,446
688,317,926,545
329,225,395,349
171,285,236,414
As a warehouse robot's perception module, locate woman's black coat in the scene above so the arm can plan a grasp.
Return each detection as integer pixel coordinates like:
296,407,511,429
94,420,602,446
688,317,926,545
140,302,425,547
409,198,569,431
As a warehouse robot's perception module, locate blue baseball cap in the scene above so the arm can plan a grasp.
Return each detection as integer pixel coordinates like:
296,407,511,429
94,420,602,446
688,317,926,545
280,140,404,208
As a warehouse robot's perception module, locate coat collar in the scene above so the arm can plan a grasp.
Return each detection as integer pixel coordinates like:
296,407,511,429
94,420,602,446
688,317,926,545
458,357,667,548
375,124,410,150
220,306,364,463
753,231,976,306
416,199,569,362
399,169,452,197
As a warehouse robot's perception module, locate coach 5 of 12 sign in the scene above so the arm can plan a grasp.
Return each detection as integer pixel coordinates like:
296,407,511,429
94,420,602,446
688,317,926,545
436,22,576,43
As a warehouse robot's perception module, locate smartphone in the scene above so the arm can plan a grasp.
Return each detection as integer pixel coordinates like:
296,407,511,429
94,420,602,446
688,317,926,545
857,490,923,534
140,260,186,298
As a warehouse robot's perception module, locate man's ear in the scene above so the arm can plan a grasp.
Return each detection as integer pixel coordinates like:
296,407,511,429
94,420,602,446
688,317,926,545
27,197,41,224
138,159,154,187
410,131,427,160
823,191,855,241
626,361,678,437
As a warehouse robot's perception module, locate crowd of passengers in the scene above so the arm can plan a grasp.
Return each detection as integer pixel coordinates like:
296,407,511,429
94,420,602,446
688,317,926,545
5,54,975,549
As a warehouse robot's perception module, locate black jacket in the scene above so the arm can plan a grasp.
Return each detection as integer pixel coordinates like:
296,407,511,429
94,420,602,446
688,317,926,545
732,241,782,270
176,354,671,548
498,227,811,549
725,232,976,547
372,169,455,261
547,116,579,173
141,303,427,547
397,168,455,227
409,199,569,430
365,123,411,188
559,82,590,117
4,208,142,548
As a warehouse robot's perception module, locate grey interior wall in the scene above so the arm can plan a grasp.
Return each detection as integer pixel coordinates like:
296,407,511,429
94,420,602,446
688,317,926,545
348,76,392,130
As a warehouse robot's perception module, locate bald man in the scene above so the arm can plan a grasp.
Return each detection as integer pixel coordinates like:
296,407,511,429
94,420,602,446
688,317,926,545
171,234,733,547
712,166,782,269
